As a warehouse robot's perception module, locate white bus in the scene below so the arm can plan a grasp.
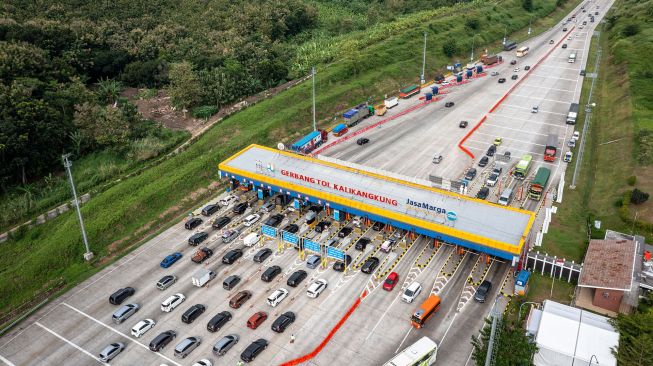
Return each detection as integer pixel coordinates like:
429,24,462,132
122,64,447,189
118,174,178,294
383,336,438,366
516,46,530,57
568,52,577,63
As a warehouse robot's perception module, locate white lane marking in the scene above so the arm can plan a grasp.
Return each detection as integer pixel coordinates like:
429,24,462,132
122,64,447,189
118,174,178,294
35,322,110,366
364,291,402,341
465,139,544,157
509,94,572,104
438,313,459,347
477,125,550,137
528,74,579,82
395,326,413,354
489,113,567,126
497,104,568,116
535,64,581,72
0,355,16,366
61,303,182,366
515,84,575,93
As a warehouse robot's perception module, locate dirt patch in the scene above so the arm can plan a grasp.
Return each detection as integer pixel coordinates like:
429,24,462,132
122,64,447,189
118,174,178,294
628,167,653,222
124,89,207,135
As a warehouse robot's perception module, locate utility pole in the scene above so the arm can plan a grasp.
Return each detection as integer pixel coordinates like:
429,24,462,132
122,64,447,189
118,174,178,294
528,16,533,35
420,32,427,85
62,154,93,261
485,296,502,366
471,34,478,63
503,27,507,45
311,67,317,131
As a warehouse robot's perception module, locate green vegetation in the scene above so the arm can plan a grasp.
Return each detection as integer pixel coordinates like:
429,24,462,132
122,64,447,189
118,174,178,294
523,272,575,304
542,0,653,261
610,309,653,366
0,0,583,326
471,317,538,366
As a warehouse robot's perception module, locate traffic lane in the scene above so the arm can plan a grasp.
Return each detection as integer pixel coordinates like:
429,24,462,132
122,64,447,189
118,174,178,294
435,263,509,365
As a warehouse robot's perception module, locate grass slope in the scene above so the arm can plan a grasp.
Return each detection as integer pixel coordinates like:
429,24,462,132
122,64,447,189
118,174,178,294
0,0,582,325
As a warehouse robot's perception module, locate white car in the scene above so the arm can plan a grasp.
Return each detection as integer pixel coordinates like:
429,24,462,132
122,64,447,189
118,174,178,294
514,67,520,72
567,36,572,40
131,319,156,338
192,360,212,366
491,71,499,76
572,131,580,141
441,80,450,86
267,288,289,307
243,232,261,247
161,293,186,312
243,214,260,227
568,139,576,148
531,106,539,113
307,279,328,298
219,195,238,206
351,216,362,228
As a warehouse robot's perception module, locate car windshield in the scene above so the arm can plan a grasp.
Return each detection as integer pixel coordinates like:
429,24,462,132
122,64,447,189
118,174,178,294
385,278,394,284
405,289,414,297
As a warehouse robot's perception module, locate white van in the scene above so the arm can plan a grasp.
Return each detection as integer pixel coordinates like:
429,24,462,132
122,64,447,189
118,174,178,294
402,282,422,303
384,97,399,109
243,214,260,227
243,232,261,247
498,188,514,206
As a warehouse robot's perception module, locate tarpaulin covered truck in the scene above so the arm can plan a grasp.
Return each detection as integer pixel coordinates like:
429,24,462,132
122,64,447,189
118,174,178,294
332,123,349,137
528,167,551,201
343,103,373,127
544,134,558,162
291,129,328,153
481,54,502,65
399,85,420,99
566,103,579,124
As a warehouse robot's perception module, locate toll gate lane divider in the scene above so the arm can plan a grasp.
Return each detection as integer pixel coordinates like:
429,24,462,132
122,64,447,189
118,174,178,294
278,297,362,366
458,26,577,160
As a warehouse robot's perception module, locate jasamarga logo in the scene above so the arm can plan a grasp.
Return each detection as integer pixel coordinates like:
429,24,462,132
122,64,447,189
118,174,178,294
405,198,447,214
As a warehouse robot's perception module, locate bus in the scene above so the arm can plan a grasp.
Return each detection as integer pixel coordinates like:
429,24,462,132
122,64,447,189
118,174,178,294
383,336,438,366
513,154,533,180
516,46,530,57
410,294,441,329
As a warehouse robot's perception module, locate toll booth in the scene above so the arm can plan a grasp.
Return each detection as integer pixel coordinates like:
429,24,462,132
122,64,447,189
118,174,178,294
514,270,531,296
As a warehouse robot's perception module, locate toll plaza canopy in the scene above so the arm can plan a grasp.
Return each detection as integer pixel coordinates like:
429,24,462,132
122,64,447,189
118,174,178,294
219,144,535,260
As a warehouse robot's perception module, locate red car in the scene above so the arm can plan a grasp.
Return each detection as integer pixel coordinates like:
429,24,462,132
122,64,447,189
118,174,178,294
246,311,268,330
383,272,399,291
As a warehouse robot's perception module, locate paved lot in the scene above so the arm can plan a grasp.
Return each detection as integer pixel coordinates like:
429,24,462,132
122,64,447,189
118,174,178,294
0,1,611,366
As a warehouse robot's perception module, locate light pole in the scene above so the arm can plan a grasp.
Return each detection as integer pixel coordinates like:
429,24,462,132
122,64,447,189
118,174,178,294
420,32,427,84
503,26,507,46
470,34,479,62
518,301,539,321
528,16,533,35
311,66,317,131
62,154,93,261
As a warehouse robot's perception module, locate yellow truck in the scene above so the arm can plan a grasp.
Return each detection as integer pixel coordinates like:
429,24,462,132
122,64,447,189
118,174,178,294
375,104,387,116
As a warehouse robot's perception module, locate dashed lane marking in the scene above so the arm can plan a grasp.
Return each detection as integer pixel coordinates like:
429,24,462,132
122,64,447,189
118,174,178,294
35,322,111,366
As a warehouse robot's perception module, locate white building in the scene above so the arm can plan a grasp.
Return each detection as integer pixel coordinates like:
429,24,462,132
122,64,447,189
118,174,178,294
528,300,619,366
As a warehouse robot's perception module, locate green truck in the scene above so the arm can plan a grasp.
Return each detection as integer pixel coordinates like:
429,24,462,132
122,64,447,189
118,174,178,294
399,85,420,99
528,167,551,201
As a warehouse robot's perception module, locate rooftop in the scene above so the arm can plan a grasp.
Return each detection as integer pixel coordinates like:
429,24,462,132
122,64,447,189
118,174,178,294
219,145,534,251
578,239,636,291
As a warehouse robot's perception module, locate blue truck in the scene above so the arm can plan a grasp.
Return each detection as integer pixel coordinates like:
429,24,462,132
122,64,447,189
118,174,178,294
291,130,328,154
343,103,373,127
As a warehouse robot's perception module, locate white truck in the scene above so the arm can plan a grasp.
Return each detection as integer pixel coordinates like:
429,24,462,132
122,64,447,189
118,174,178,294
384,97,399,109
192,268,216,287
566,103,579,124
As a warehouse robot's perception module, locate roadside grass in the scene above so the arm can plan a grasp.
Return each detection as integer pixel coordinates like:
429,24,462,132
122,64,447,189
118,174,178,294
525,272,575,304
0,0,584,325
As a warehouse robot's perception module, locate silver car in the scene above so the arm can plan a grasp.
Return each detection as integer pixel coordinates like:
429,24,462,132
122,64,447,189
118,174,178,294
99,342,125,362
112,303,139,324
174,336,201,359
306,254,321,269
222,229,239,244
213,334,239,356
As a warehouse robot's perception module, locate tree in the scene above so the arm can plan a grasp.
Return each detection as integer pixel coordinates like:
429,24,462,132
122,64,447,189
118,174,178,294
622,24,640,37
611,312,653,366
466,18,480,30
522,0,534,12
630,189,649,204
471,317,538,366
95,78,123,106
442,38,458,58
167,61,203,110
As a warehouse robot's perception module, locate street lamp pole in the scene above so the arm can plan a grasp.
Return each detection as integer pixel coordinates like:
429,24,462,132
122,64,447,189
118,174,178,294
62,154,93,261
528,16,533,35
503,27,507,45
470,34,478,62
311,66,317,131
420,32,427,84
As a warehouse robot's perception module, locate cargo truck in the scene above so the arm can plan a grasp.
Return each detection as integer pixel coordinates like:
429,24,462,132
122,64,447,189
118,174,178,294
384,97,399,109
528,167,551,201
343,103,373,127
192,268,216,287
332,123,349,137
399,85,420,99
291,129,328,153
544,134,558,162
375,104,387,116
503,40,517,51
513,155,533,180
566,103,579,124
481,54,502,65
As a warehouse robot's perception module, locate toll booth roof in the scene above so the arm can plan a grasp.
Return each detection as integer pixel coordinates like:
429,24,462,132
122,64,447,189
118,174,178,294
219,145,534,248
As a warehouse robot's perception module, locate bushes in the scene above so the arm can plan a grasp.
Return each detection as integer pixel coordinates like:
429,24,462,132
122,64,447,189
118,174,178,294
191,105,219,119
627,175,637,186
622,23,640,37
631,189,650,204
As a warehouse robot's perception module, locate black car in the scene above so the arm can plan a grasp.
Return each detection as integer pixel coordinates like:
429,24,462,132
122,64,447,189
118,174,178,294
510,60,517,65
207,311,232,332
264,214,284,227
524,65,531,70
149,330,176,352
486,145,496,157
464,168,477,181
562,43,568,49
474,280,493,303
355,237,371,251
361,257,380,274
185,217,203,230
287,270,308,287
188,232,209,246
511,74,518,80
271,312,296,333
201,204,220,216
222,249,243,264
181,304,206,324
445,101,454,108
338,227,353,238
109,287,135,305
498,78,506,83
232,202,248,215
372,222,385,231
308,205,324,213
333,255,352,272
357,138,370,146
253,248,273,263
240,338,268,363
212,216,231,229
283,224,299,233
580,69,586,76
563,27,568,31
314,221,331,233
478,156,489,167
261,265,282,282
459,120,468,128
476,187,490,200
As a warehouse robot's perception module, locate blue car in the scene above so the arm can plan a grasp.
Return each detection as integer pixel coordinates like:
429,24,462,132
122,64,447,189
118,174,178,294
160,252,183,268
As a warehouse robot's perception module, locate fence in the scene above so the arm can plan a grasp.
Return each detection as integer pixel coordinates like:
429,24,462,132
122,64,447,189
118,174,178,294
525,251,582,283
